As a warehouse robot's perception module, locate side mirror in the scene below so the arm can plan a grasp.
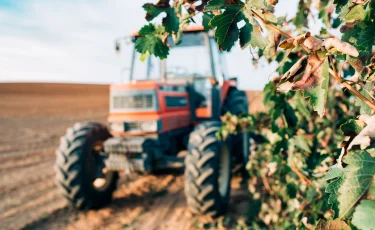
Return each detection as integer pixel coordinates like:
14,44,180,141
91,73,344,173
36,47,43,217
115,41,121,54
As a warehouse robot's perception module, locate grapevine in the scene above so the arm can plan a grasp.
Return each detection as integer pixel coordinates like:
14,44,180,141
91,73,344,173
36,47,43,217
136,0,375,228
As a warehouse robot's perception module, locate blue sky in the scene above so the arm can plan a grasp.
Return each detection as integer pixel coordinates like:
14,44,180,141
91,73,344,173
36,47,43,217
0,0,301,90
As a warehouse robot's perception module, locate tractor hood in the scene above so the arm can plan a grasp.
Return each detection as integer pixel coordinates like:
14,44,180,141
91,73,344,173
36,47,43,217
110,81,160,91
107,81,191,135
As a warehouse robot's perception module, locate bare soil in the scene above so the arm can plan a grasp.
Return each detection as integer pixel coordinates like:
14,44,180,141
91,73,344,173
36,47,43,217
0,83,260,230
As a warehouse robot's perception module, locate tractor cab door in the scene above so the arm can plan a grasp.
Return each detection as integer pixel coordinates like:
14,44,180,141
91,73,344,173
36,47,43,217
188,77,221,121
187,33,225,122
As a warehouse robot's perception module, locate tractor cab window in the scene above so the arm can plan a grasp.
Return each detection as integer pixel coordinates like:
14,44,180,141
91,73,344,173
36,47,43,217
210,37,227,80
129,31,225,83
132,53,161,81
166,32,212,79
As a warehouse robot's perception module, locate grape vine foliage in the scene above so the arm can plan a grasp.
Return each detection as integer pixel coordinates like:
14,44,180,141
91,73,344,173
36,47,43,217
136,0,375,229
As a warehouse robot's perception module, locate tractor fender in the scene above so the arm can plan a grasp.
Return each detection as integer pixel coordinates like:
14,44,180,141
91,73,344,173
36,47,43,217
221,78,238,104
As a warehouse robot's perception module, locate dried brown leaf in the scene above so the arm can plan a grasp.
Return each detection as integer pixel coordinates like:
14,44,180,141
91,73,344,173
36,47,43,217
277,55,325,92
278,32,311,50
279,40,295,50
349,115,375,150
292,55,324,90
322,37,359,57
283,56,309,81
303,36,323,51
316,219,350,230
293,32,311,47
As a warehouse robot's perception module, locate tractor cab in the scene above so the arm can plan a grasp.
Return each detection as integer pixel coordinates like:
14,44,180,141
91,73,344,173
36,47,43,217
108,26,232,137
129,26,227,83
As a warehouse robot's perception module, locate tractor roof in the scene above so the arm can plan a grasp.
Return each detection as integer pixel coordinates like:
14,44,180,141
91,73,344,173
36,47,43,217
131,25,205,37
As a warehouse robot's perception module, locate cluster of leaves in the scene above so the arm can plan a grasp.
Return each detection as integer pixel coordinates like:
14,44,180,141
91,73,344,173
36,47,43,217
136,0,375,229
220,80,360,229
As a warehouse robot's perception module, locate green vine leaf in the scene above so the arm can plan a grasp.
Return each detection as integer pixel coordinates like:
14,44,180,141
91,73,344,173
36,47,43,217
368,183,375,200
143,2,179,33
291,134,310,152
163,10,180,33
204,0,243,11
352,200,375,230
294,91,311,120
209,7,246,51
246,24,268,49
205,0,270,51
202,12,214,31
286,183,297,198
335,0,350,19
356,82,374,115
325,149,375,219
293,0,308,29
135,24,169,59
340,119,366,136
344,4,366,21
246,0,267,10
342,19,375,58
263,30,281,61
143,2,168,21
325,166,344,215
239,18,254,49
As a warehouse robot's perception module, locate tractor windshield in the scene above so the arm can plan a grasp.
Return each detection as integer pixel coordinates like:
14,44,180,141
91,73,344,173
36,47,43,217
130,31,225,82
166,32,211,79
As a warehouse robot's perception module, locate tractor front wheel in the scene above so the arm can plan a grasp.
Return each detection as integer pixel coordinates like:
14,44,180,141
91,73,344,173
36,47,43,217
55,122,118,209
184,121,231,217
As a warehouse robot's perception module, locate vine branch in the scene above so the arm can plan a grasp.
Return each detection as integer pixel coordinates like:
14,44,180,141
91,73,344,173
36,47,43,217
291,160,313,186
328,56,375,112
250,9,310,53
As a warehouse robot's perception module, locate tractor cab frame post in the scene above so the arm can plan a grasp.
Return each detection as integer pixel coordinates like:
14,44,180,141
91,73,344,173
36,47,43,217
128,47,136,82
204,32,222,120
204,32,217,84
161,59,167,82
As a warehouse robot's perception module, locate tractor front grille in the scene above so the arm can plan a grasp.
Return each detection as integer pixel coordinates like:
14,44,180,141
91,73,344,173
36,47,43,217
110,90,158,112
113,94,154,109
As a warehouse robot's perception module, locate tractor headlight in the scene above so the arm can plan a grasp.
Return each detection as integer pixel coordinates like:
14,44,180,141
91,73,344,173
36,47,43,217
109,122,124,132
140,120,158,132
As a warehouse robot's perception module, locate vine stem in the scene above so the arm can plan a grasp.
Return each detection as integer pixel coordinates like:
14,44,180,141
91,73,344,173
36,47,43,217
250,9,310,53
291,160,313,186
261,176,271,191
328,56,375,112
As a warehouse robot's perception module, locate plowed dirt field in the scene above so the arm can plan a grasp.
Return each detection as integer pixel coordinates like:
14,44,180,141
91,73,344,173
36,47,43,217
0,83,261,230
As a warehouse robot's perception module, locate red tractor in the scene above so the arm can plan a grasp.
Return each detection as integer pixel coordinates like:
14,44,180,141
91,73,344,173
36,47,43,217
55,26,249,216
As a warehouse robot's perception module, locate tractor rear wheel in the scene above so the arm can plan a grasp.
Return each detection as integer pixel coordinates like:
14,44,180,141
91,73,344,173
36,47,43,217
223,88,250,175
184,121,231,217
55,122,118,209
223,88,248,116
